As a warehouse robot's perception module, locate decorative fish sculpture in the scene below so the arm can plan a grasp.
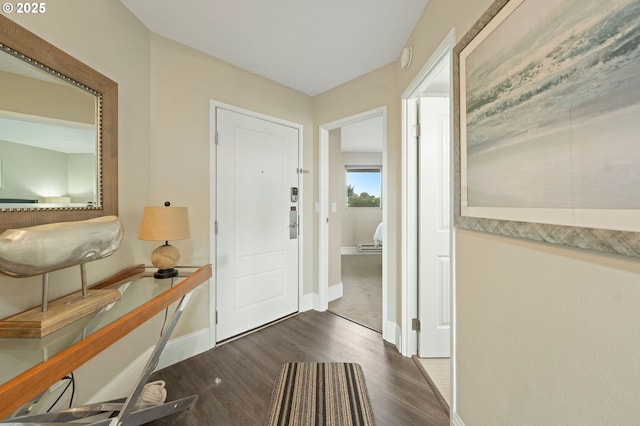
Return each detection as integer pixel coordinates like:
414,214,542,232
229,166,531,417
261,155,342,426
0,216,123,277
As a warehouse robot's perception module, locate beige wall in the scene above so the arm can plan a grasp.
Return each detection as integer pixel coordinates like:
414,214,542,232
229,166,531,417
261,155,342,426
456,229,640,424
314,62,400,324
315,0,640,424
67,153,96,203
410,0,640,424
0,70,95,123
1,2,315,315
1,3,150,310
3,2,314,405
147,34,315,333
0,141,95,203
2,0,152,405
0,140,67,199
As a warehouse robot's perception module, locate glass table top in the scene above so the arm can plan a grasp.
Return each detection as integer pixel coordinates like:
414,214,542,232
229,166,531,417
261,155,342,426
0,275,183,387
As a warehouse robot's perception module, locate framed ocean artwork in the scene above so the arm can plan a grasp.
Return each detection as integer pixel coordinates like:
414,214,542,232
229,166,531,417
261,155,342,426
453,0,640,257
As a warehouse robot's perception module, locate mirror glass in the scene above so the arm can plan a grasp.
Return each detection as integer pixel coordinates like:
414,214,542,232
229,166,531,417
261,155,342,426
0,14,117,232
0,47,99,209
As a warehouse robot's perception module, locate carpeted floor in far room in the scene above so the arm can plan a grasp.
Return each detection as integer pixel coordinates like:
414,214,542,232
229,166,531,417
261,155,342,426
329,254,382,331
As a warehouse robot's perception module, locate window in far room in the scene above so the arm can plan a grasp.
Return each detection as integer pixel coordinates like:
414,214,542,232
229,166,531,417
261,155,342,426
346,166,381,207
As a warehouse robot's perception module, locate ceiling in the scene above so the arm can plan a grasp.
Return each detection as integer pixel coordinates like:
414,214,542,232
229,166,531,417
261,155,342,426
119,0,429,96
341,116,383,153
0,115,95,154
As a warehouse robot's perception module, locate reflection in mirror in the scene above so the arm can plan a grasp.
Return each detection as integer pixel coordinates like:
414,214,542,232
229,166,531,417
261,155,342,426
0,44,98,208
0,14,117,232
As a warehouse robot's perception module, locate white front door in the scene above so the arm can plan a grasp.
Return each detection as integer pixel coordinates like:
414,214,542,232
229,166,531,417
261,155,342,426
215,107,299,342
418,96,451,358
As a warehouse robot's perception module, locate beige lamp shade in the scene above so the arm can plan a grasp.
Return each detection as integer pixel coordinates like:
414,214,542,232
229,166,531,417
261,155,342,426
138,206,190,241
139,205,190,279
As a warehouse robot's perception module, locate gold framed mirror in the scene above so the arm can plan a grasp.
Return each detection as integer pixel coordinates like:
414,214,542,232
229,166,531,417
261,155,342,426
0,15,117,233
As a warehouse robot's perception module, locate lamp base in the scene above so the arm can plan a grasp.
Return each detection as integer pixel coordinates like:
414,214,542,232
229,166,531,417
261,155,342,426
154,268,178,279
150,243,180,279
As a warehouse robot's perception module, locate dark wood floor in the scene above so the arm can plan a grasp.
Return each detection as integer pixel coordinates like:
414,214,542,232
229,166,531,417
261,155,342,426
148,310,449,425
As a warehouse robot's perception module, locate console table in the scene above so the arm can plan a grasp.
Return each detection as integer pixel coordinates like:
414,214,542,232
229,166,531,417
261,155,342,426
0,263,212,425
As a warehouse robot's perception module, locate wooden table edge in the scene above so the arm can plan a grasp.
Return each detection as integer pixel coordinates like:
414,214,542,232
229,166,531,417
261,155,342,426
0,264,212,419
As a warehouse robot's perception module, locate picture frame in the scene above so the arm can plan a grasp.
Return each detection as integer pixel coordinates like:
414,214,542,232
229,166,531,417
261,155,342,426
453,0,640,257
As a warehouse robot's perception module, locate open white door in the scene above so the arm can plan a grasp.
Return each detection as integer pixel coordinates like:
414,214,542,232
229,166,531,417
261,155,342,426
215,107,299,342
418,96,451,358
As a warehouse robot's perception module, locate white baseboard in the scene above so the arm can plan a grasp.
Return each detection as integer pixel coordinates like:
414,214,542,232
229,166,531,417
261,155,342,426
342,246,382,255
328,282,343,302
451,412,466,426
301,292,318,311
341,246,358,255
84,328,210,404
156,328,210,370
84,346,153,404
383,319,402,350
306,292,400,353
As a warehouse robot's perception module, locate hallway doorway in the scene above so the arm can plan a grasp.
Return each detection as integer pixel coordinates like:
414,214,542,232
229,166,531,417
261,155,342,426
326,118,383,331
318,107,388,338
401,29,455,410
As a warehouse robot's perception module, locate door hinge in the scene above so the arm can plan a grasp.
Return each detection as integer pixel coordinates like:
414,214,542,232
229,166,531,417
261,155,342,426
215,130,219,145
215,310,218,325
214,220,218,235
412,318,421,332
296,168,309,174
412,124,421,138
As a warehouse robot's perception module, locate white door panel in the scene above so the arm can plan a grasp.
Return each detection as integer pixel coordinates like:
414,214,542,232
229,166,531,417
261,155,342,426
418,96,451,358
216,108,299,342
235,131,286,257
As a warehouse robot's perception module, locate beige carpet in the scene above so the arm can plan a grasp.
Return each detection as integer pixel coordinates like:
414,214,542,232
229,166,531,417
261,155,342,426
328,254,382,331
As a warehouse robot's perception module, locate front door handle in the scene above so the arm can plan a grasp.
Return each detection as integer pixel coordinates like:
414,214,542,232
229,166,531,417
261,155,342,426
289,207,298,239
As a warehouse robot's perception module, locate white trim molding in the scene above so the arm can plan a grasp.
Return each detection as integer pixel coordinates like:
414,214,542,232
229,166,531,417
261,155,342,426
387,320,402,350
451,411,466,426
401,28,456,356
301,292,318,312
328,282,343,302
83,346,152,404
401,27,458,417
156,328,210,371
341,246,358,255
84,328,209,405
318,106,391,345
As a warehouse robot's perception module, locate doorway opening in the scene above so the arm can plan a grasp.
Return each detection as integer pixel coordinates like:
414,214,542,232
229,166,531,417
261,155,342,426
401,29,455,409
327,119,384,331
318,107,389,338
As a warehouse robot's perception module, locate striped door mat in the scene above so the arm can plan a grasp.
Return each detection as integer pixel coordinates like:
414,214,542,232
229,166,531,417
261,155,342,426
265,362,374,426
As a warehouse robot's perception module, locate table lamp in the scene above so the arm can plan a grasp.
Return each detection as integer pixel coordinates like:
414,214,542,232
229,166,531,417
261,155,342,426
138,202,190,279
